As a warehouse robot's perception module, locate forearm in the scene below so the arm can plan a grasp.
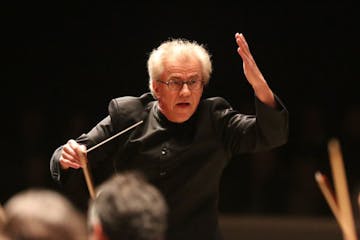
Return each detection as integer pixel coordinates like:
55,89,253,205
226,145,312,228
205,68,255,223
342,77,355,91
252,80,276,109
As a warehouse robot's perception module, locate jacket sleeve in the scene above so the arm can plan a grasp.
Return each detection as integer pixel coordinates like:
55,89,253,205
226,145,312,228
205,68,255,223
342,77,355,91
49,115,114,184
49,94,152,184
212,94,289,155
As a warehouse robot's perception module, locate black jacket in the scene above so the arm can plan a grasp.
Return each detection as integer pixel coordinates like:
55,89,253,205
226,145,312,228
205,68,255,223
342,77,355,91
50,92,289,240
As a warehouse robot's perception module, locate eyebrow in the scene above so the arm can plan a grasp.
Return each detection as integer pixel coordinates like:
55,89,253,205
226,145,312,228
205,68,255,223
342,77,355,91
168,74,201,81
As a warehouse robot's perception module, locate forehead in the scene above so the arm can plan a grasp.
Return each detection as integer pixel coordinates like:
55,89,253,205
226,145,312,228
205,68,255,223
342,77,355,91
162,56,202,78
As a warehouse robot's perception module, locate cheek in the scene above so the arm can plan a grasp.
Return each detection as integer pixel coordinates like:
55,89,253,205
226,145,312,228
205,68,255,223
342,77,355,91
158,90,176,109
155,86,166,100
194,90,203,103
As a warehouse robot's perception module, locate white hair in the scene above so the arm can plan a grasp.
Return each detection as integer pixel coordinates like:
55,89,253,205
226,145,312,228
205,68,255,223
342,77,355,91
147,38,212,97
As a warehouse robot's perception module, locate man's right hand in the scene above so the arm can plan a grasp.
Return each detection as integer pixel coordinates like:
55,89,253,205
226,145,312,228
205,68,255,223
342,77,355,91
59,139,87,170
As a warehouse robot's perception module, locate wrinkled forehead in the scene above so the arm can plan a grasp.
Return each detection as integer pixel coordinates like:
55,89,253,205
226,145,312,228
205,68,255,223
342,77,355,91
161,57,202,80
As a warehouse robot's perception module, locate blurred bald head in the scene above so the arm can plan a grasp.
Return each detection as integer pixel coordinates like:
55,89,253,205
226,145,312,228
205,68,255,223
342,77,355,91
2,189,87,240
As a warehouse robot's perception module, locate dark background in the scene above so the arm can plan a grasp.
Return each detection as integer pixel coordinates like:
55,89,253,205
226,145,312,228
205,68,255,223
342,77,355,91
2,1,360,221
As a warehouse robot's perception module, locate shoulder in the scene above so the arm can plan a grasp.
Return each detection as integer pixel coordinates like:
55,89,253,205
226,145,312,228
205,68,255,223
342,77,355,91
201,96,232,110
109,93,154,110
108,93,155,123
110,93,154,106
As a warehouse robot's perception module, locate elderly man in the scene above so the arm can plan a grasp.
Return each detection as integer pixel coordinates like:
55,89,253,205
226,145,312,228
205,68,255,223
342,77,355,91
50,33,288,240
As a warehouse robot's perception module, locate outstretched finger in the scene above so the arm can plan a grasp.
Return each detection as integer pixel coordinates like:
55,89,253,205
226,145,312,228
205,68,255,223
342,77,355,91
235,33,253,62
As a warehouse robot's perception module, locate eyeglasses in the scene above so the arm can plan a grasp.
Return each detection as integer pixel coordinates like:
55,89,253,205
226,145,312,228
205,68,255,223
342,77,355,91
156,79,204,91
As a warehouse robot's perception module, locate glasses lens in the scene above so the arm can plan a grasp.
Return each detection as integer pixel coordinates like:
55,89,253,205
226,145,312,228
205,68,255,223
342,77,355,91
189,80,201,90
168,80,203,91
168,81,181,91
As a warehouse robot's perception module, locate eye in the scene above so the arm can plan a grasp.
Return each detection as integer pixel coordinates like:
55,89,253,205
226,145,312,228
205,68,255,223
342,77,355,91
188,79,197,85
171,80,183,86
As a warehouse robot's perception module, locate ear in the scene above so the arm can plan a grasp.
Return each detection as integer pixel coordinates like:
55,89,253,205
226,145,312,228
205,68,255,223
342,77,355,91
91,223,109,240
152,80,161,99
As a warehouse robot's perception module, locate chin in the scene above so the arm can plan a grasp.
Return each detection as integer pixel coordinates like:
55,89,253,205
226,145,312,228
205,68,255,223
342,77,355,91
171,117,188,123
164,107,195,123
171,114,191,123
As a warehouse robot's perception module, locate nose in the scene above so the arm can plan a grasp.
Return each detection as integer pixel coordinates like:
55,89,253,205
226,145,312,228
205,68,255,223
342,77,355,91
179,83,191,96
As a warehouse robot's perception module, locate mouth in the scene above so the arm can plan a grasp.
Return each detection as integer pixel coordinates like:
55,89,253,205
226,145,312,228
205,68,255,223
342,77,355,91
176,102,191,108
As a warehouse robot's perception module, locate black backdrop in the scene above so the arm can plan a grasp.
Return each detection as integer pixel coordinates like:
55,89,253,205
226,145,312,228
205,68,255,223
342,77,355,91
2,2,360,219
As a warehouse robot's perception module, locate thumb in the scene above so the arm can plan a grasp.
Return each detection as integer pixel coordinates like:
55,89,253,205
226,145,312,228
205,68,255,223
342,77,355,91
75,145,88,167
